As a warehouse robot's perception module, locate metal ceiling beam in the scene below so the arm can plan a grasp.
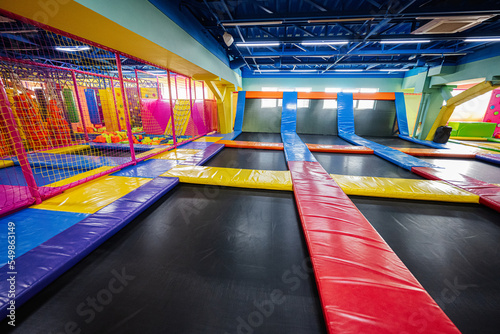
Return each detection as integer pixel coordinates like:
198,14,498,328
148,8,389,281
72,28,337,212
243,48,461,57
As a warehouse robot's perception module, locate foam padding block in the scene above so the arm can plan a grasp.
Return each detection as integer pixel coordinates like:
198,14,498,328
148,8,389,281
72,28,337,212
412,167,500,212
218,140,284,150
331,174,479,203
194,136,223,142
161,165,293,191
151,149,201,160
33,176,151,213
0,209,89,266
180,144,225,166
395,148,477,158
0,177,179,320
41,145,89,154
307,144,373,154
177,141,213,149
0,160,14,169
234,91,246,132
112,159,181,178
289,160,460,334
395,92,409,136
282,133,317,162
476,153,500,165
45,166,115,187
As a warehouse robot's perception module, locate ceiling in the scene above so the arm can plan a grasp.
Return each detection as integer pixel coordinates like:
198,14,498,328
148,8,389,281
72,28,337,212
172,0,500,74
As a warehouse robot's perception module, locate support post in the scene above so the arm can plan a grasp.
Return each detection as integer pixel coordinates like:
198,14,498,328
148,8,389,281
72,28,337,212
167,70,177,147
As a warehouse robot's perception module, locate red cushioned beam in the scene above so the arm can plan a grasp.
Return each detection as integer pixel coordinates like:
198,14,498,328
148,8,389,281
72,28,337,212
289,160,460,334
412,167,500,212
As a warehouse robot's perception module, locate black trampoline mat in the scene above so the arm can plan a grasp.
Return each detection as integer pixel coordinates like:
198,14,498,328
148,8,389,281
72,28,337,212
204,147,288,171
363,136,427,148
419,157,500,184
1,185,326,334
234,132,282,143
352,196,500,334
298,134,353,146
313,152,424,179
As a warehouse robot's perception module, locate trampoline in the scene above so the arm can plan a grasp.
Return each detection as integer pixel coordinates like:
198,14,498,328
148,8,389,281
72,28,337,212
2,90,500,334
234,132,282,143
363,136,429,148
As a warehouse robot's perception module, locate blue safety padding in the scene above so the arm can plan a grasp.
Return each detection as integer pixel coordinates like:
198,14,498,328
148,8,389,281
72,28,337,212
282,133,317,162
395,92,409,136
476,154,500,165
0,166,85,186
177,141,213,149
112,159,181,178
0,177,179,319
337,93,355,135
234,91,246,132
181,144,225,166
339,132,439,170
0,209,89,267
231,131,242,140
10,153,131,170
398,135,448,149
84,88,101,125
206,132,239,140
281,92,298,133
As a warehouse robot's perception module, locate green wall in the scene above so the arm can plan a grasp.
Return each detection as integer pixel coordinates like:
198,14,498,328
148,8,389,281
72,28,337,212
243,76,403,92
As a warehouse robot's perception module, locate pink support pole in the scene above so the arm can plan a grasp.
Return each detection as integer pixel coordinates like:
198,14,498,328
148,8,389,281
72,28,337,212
71,71,89,141
115,53,137,164
110,78,122,131
0,79,42,204
156,76,162,100
188,78,195,138
167,70,177,147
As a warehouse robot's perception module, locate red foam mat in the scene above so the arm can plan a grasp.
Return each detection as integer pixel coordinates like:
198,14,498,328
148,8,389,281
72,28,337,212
412,167,500,212
289,161,460,334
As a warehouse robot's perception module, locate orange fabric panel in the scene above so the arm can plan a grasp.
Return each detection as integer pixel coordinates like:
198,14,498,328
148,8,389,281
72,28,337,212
297,92,337,99
245,91,283,99
353,92,395,100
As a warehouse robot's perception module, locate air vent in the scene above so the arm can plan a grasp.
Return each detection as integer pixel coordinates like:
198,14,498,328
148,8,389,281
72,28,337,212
412,15,494,34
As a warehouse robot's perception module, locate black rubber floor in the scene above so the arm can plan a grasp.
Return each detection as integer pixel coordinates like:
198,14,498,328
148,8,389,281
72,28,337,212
313,152,424,179
234,132,282,143
419,157,500,184
352,196,500,334
298,134,353,146
204,147,288,171
0,185,326,334
363,136,427,148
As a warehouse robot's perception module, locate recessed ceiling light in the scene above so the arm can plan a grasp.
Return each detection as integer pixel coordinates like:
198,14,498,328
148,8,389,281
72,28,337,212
55,46,91,52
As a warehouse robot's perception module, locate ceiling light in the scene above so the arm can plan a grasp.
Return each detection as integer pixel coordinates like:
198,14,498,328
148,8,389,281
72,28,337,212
257,69,280,72
236,42,280,47
464,38,500,42
291,69,317,72
308,18,374,23
301,41,348,45
334,69,363,72
55,46,91,52
380,40,431,44
379,69,410,71
223,21,283,27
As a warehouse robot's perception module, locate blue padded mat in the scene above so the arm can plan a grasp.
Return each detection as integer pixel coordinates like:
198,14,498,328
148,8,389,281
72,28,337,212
0,166,85,186
112,159,181,178
0,209,89,266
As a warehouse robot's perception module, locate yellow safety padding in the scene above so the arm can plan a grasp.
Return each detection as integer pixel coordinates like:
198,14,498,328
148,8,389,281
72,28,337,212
151,149,201,160
450,137,489,141
0,160,14,169
330,174,479,203
45,166,115,187
33,176,150,214
41,145,89,154
161,165,293,191
136,148,167,159
194,137,224,142
160,166,478,203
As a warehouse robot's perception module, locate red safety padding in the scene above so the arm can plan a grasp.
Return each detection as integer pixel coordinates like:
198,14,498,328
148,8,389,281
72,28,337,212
289,161,460,334
412,167,500,212
217,140,284,150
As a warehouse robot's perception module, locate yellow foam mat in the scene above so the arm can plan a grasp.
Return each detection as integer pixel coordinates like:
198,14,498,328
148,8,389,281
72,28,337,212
45,166,115,187
33,176,150,213
41,145,89,154
161,166,479,203
0,160,14,169
151,149,201,160
194,136,224,142
137,147,166,159
161,165,293,191
330,174,479,203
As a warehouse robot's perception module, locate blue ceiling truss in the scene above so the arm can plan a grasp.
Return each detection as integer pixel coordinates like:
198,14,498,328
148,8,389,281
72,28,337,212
171,0,500,74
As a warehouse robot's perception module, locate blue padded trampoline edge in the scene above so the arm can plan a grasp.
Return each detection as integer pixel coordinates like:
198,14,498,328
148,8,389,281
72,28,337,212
0,177,179,320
